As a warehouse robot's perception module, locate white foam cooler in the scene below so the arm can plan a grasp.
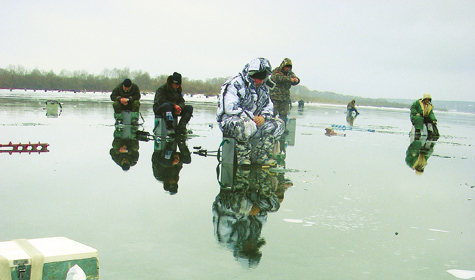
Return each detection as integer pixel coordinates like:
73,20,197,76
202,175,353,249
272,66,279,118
0,237,98,280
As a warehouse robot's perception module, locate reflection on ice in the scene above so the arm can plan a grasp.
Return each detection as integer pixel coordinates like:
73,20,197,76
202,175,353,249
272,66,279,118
283,219,303,223
109,126,140,171
212,164,292,268
152,137,191,195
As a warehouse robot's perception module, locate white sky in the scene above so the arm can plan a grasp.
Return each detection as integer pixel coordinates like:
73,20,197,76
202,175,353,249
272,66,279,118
1,0,474,101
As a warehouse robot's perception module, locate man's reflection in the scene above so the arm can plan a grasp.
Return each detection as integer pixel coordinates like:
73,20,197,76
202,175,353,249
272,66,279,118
212,165,292,268
109,126,139,171
346,112,357,127
405,136,437,175
152,138,191,195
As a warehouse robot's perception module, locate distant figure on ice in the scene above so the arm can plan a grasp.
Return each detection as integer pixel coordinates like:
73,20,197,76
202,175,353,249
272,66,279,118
298,100,305,111
217,58,285,166
270,58,300,126
325,127,345,137
111,78,141,125
153,72,193,137
410,93,438,139
347,99,359,116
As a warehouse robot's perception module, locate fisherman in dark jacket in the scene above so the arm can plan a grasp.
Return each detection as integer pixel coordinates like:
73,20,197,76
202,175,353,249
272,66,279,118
111,78,141,113
153,72,193,136
111,78,141,124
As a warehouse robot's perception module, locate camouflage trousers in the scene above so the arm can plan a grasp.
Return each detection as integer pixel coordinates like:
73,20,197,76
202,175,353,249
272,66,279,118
272,99,291,120
220,116,284,164
219,116,285,143
113,100,141,114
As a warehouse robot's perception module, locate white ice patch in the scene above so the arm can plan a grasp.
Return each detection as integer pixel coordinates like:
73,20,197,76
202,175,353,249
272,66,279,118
428,228,449,233
447,269,475,279
284,219,303,224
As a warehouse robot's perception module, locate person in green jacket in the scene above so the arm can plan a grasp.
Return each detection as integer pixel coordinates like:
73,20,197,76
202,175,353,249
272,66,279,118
270,58,300,125
410,93,437,136
110,78,141,124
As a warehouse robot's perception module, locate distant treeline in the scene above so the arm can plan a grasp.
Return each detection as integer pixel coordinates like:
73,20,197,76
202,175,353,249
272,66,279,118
0,66,227,95
1,65,408,108
290,85,408,109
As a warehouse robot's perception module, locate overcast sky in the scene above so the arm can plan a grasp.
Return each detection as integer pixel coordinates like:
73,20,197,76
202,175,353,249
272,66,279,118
1,0,474,101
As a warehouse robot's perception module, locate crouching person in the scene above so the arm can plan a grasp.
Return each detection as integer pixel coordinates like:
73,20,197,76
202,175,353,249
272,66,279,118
111,78,141,125
216,58,285,166
153,72,193,136
410,93,438,139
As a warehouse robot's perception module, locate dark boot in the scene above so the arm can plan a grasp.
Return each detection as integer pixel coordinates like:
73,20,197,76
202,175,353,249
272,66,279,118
176,112,192,135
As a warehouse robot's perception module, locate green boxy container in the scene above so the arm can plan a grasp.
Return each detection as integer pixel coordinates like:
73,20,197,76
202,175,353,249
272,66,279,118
0,237,98,280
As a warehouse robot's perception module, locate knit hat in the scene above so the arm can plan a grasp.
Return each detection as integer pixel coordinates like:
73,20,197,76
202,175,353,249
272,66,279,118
172,72,182,85
123,78,132,88
422,93,432,101
121,162,130,171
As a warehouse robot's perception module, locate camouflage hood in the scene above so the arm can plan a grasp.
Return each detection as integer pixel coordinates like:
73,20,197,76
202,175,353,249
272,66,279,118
278,58,293,72
241,57,273,87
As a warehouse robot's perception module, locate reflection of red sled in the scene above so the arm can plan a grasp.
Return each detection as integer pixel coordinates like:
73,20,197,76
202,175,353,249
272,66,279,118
0,142,49,154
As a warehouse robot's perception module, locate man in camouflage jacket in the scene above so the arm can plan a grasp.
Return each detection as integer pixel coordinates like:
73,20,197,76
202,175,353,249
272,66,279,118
216,58,284,165
270,58,300,124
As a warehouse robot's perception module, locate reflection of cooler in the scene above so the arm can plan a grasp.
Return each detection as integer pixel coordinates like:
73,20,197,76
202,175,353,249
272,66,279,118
220,137,237,188
0,236,99,280
286,117,296,146
114,125,137,140
153,116,178,151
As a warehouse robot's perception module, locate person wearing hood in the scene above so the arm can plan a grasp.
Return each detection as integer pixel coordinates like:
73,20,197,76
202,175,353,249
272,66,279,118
410,93,437,137
270,58,300,125
347,99,359,116
153,72,193,136
216,58,285,166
